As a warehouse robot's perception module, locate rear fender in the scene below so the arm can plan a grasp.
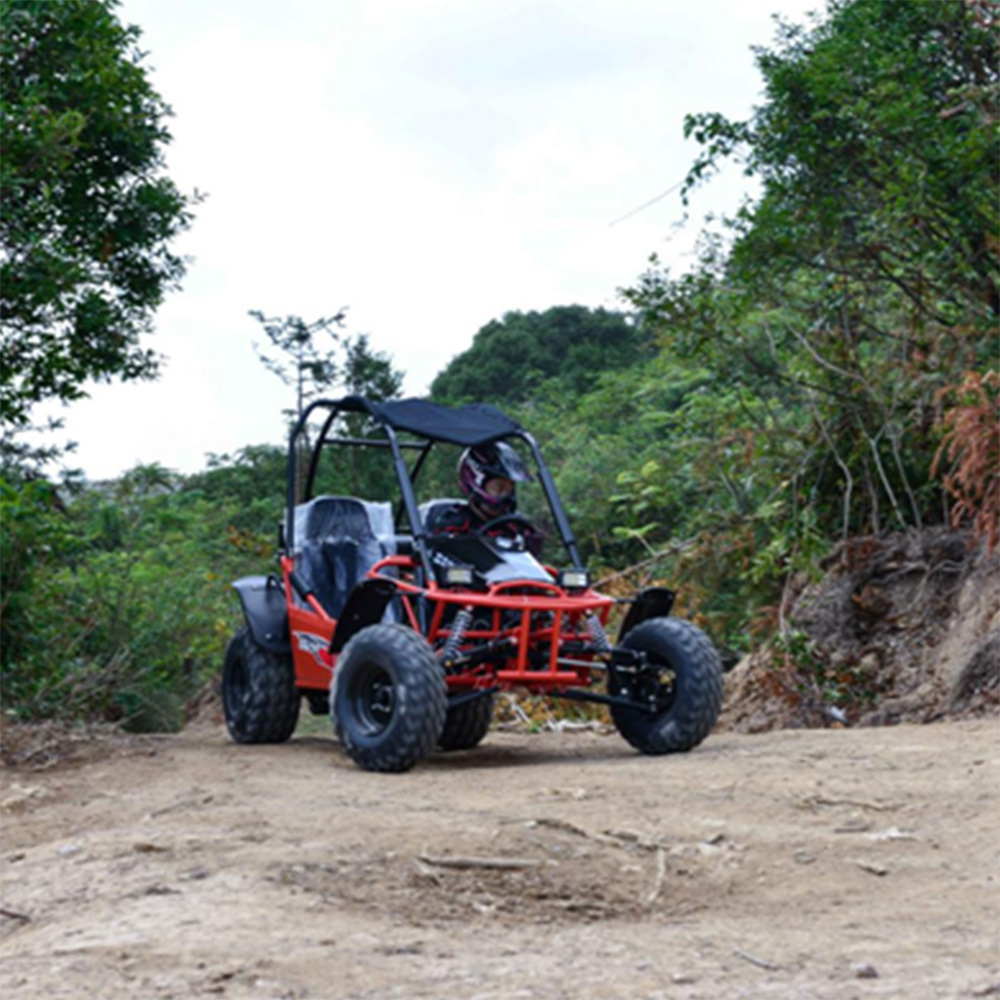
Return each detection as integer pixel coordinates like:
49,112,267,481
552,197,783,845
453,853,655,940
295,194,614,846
617,586,676,641
330,578,399,653
233,575,290,654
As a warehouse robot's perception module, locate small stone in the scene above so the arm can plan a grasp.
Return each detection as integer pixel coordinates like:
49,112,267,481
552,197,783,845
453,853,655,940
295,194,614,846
855,860,889,876
858,652,881,674
133,842,168,854
834,819,873,834
671,972,697,984
853,963,879,979
869,827,919,842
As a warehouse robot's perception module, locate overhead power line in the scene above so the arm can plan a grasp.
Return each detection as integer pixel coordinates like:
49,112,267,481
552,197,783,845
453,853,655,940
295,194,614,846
608,178,685,227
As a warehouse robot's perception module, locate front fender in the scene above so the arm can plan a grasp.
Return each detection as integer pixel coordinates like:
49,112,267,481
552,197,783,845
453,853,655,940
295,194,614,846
330,578,398,653
617,586,676,642
233,575,290,654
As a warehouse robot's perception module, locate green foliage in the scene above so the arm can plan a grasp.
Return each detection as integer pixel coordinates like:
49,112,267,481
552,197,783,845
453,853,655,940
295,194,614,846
753,627,885,727
489,0,998,647
430,305,653,405
332,332,406,500
607,0,998,639
342,333,405,403
249,311,404,423
248,310,405,500
185,444,287,559
4,0,997,728
0,476,74,672
0,464,271,731
684,0,998,327
0,0,196,426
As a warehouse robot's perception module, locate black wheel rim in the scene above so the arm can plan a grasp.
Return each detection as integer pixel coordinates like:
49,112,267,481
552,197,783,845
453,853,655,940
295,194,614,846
349,661,396,735
615,658,677,715
635,664,677,714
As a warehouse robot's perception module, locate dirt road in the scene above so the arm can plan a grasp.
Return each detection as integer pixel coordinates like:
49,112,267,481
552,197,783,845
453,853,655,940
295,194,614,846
1,717,998,1000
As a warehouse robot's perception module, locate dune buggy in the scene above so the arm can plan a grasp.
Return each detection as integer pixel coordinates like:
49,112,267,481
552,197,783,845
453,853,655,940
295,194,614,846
223,396,723,772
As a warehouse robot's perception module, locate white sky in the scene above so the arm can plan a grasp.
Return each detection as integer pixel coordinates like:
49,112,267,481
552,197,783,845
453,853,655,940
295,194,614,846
44,0,822,480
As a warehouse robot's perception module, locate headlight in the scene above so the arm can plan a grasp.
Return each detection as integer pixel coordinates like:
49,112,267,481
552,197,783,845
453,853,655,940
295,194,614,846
558,568,590,591
444,565,475,587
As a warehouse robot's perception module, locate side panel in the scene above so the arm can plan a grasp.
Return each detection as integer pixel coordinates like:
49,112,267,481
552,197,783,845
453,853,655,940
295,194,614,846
233,575,290,654
617,587,676,641
289,605,335,689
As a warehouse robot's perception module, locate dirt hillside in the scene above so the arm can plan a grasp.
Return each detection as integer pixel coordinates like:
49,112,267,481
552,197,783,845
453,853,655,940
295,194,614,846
722,531,1000,732
2,715,998,1000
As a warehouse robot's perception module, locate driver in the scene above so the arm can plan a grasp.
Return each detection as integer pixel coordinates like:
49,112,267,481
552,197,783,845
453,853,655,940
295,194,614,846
426,442,545,555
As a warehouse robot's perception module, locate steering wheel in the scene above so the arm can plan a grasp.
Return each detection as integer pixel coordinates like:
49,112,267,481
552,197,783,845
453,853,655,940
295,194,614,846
476,512,537,537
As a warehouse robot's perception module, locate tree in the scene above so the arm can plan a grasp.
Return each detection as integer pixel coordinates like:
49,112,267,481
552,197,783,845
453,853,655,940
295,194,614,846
248,310,347,426
0,0,196,427
1,461,268,730
681,0,998,333
249,309,405,497
568,0,1000,642
248,311,403,422
343,333,404,403
430,305,652,405
625,0,998,538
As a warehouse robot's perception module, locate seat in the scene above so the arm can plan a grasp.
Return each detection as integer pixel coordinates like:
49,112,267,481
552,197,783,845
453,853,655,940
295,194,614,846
292,496,395,618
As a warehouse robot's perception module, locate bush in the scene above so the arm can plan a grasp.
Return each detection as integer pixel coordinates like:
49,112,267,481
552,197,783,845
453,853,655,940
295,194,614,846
0,466,268,731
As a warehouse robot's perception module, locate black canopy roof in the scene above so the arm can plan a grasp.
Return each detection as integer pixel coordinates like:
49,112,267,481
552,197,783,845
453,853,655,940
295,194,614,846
335,396,524,447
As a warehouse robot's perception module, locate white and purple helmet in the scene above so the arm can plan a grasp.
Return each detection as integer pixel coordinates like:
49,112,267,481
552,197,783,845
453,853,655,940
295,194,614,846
458,441,532,519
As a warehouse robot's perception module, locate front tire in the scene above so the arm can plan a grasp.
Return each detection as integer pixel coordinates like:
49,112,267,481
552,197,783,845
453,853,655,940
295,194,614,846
223,627,300,744
609,617,723,754
333,624,446,772
438,694,494,751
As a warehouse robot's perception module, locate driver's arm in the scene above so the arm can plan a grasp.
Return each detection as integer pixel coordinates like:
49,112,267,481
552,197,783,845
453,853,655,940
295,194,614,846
426,502,474,535
483,516,545,557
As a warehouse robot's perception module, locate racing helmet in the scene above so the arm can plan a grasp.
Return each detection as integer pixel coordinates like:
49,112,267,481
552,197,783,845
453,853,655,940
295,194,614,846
458,441,532,519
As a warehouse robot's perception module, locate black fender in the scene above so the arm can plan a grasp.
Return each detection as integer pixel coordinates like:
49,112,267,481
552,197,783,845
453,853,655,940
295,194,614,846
617,586,676,642
330,578,399,653
233,575,290,654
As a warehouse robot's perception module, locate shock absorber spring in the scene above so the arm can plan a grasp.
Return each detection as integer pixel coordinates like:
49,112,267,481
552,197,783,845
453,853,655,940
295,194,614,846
587,611,613,654
440,606,473,666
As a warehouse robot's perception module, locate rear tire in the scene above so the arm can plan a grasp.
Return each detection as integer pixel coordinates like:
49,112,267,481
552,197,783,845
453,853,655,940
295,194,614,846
609,617,722,754
438,694,494,751
333,624,446,772
223,627,300,744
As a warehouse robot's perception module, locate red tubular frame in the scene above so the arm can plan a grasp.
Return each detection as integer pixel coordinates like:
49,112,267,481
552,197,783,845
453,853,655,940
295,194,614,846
281,553,615,695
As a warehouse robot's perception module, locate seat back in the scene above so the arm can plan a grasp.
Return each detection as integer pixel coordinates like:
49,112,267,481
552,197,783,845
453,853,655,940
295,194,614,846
292,496,395,618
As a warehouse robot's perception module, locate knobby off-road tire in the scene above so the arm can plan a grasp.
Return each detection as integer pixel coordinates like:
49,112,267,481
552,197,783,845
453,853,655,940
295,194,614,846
333,624,447,773
438,694,494,751
223,626,300,744
610,617,723,755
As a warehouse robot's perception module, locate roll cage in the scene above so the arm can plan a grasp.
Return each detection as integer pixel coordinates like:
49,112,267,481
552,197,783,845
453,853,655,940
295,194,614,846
284,395,585,585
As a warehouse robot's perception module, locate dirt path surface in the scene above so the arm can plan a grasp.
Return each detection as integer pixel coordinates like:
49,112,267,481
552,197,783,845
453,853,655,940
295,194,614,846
2,718,998,1000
